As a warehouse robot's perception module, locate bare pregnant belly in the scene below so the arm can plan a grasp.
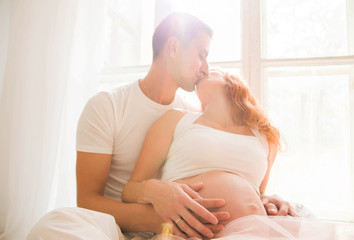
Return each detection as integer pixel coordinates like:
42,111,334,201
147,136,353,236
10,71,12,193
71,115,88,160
175,170,266,226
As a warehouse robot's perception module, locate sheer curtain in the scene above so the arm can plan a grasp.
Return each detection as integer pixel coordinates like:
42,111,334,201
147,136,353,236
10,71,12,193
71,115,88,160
0,0,106,239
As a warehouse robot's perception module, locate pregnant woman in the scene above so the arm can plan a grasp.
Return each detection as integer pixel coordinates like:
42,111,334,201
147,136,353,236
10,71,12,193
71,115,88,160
122,68,281,237
121,69,354,240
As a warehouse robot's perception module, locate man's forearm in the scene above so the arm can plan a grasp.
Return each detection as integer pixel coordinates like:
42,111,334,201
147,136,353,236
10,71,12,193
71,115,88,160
78,194,163,233
122,180,151,204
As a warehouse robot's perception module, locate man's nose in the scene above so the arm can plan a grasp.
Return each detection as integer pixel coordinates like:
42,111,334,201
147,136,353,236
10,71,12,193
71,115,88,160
200,60,209,77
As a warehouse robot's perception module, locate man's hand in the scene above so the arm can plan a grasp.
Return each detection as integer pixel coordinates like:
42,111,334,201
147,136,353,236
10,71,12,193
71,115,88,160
171,208,230,239
261,194,298,216
145,180,227,239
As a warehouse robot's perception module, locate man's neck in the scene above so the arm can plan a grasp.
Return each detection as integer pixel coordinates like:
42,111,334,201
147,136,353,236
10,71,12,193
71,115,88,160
140,61,178,105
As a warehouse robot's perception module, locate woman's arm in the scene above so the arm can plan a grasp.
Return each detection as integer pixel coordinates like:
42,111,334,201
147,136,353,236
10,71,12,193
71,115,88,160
122,109,184,203
259,143,277,195
259,143,298,216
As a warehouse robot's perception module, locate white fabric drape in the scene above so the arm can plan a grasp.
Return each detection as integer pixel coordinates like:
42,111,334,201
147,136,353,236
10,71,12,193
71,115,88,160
0,0,106,239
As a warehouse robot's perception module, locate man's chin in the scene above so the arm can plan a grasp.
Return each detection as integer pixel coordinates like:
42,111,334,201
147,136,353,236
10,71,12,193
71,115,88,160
181,84,195,92
184,88,194,93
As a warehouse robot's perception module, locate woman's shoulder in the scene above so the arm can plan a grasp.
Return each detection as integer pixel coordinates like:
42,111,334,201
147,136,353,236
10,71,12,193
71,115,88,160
163,108,194,117
157,109,200,130
153,109,186,128
164,108,202,121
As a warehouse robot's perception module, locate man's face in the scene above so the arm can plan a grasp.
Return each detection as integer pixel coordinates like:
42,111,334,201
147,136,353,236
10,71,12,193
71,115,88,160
173,31,211,92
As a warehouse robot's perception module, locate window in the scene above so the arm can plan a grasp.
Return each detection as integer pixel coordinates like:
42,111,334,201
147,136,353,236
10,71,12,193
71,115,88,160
265,65,354,220
261,0,354,221
101,0,354,221
263,0,353,59
101,0,242,106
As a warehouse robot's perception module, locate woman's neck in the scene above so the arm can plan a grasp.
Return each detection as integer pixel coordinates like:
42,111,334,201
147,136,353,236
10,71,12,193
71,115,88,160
202,94,237,129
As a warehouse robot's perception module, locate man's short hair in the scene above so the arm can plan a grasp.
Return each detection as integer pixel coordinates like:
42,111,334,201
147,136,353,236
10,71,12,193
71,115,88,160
152,12,213,60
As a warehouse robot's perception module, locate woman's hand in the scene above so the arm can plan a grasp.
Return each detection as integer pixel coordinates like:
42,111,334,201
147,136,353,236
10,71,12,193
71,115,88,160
261,194,298,216
144,179,225,239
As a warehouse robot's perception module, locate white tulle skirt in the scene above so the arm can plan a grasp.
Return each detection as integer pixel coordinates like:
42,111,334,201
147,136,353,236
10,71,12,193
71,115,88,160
151,215,354,240
214,215,354,240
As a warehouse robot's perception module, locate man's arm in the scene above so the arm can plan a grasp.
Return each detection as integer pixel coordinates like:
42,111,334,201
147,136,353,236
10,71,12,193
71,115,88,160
76,151,163,233
76,151,229,236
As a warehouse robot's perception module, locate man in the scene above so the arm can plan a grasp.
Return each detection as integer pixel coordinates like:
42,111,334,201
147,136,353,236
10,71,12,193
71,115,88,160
27,12,294,240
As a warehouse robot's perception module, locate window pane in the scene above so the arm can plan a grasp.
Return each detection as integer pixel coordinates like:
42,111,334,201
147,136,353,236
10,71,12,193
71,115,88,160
103,0,155,68
171,0,241,62
103,0,241,69
265,65,354,221
262,0,354,59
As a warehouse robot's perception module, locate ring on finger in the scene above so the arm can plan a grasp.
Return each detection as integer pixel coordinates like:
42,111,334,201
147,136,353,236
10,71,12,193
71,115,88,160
175,217,182,224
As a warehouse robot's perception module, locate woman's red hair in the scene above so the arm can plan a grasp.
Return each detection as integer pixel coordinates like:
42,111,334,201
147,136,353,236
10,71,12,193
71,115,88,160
216,69,281,149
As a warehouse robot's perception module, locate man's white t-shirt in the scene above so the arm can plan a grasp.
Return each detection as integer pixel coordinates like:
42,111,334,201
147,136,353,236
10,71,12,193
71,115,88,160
76,81,192,201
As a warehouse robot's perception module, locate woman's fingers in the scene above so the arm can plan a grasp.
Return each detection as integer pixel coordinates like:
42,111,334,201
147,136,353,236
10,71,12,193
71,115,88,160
276,201,290,216
194,198,226,209
288,205,299,217
194,211,230,224
264,202,278,215
262,194,297,216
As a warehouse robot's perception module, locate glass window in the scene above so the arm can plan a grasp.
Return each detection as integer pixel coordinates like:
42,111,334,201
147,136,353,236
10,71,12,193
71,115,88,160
170,0,241,62
103,0,241,70
103,0,155,68
265,65,354,220
262,0,353,59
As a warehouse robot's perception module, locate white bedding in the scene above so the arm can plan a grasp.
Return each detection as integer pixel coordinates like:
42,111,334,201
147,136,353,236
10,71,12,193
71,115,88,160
27,207,354,240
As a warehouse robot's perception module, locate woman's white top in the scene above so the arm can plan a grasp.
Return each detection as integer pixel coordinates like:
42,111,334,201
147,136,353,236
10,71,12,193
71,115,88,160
160,111,269,193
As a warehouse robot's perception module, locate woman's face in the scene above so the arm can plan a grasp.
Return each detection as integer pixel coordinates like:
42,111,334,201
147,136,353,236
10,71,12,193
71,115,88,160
195,70,226,106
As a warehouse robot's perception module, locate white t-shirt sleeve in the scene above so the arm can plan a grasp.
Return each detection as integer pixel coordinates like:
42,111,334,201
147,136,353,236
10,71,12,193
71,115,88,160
76,92,116,154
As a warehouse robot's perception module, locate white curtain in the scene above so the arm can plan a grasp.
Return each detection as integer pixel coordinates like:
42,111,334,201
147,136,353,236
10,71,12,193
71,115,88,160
0,0,106,239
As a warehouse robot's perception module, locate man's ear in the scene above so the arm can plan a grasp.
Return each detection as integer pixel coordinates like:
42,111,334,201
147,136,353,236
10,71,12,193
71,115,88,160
166,36,180,58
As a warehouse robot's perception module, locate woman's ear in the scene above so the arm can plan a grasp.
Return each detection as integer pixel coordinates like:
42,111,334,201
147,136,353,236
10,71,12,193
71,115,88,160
166,36,180,58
